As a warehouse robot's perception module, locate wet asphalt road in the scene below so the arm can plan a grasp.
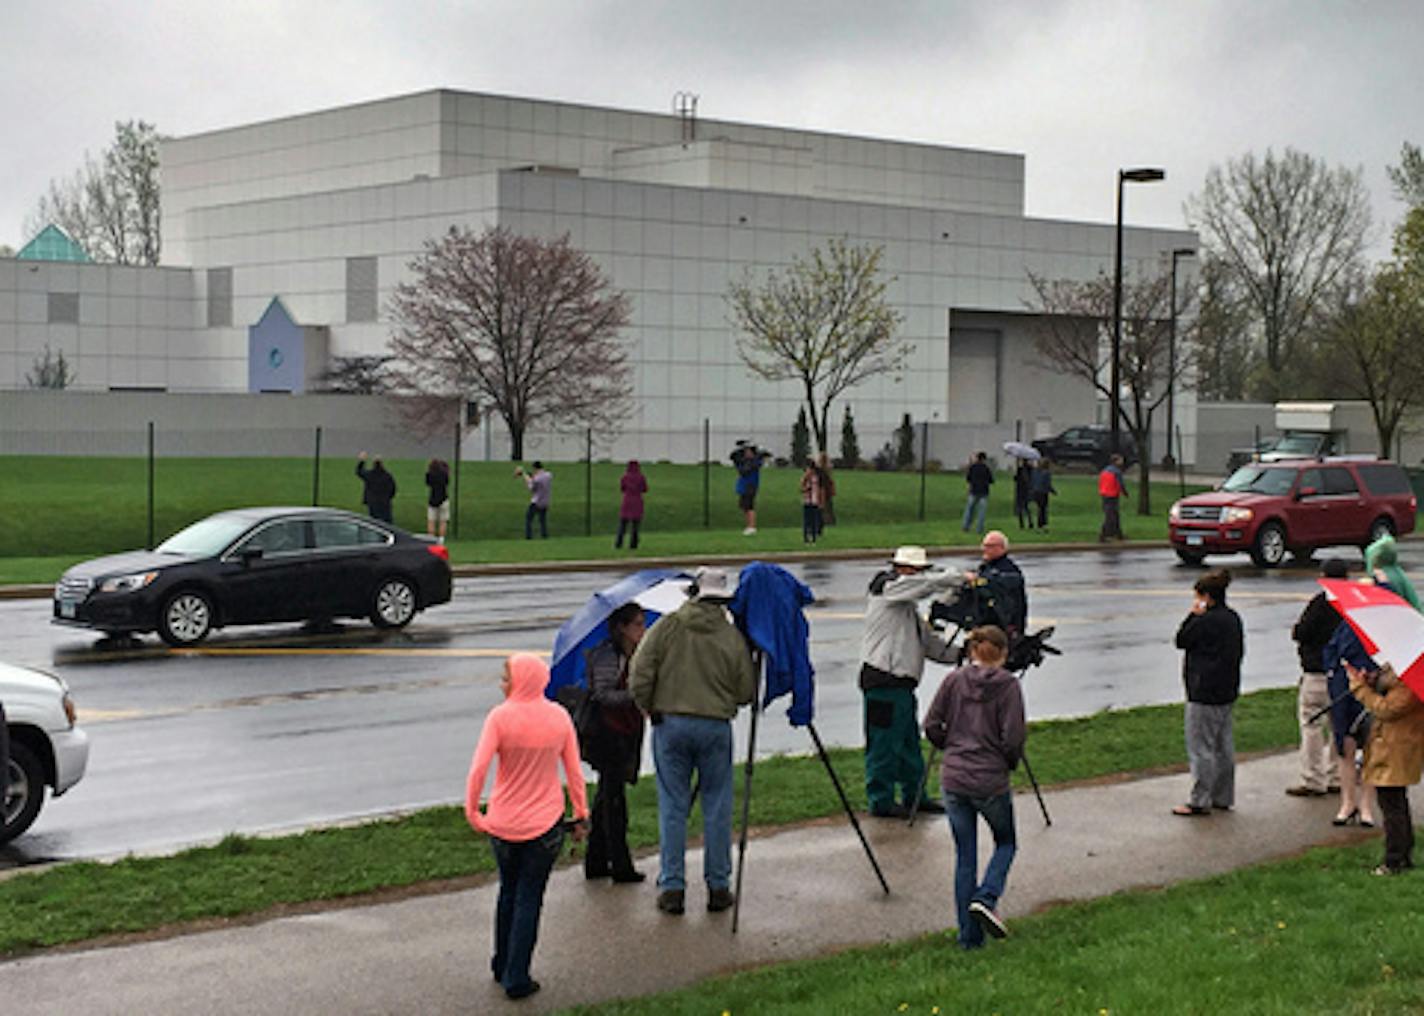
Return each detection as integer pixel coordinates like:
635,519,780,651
4,542,1416,868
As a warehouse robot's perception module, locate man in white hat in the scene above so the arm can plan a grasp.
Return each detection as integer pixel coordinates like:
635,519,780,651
858,546,963,818
630,566,757,916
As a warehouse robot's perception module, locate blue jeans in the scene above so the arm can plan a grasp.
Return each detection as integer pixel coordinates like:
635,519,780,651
652,714,734,892
490,821,565,995
944,790,1016,949
525,504,548,539
962,494,989,533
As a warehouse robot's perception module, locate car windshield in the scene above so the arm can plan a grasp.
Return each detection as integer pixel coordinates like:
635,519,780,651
1222,466,1297,496
1271,434,1321,454
156,515,255,556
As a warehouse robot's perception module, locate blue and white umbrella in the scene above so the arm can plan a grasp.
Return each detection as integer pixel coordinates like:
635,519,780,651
547,569,692,697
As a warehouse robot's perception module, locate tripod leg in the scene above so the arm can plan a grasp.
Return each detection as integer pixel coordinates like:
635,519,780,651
908,746,939,827
809,721,890,894
732,658,762,934
1020,750,1051,827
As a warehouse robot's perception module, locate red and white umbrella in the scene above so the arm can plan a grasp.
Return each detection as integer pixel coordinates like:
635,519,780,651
1319,578,1424,699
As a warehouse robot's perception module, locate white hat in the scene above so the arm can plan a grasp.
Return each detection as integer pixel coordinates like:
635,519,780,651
890,545,930,569
692,565,737,601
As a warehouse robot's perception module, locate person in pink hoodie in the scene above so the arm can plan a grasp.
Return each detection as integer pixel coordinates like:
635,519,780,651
466,653,589,1002
616,460,648,550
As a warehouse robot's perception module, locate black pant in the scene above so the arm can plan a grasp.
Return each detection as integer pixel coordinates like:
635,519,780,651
1100,496,1122,540
525,504,548,539
367,502,392,523
1033,493,1049,527
1376,785,1415,870
802,504,822,542
586,775,636,876
615,518,640,549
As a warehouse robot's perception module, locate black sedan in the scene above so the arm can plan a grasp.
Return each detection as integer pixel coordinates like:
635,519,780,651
52,508,453,646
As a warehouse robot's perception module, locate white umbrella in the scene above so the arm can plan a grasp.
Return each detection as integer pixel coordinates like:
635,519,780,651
1003,441,1041,461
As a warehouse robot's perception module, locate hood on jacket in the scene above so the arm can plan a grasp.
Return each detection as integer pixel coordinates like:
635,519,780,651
506,653,550,702
959,662,1018,702
625,460,641,473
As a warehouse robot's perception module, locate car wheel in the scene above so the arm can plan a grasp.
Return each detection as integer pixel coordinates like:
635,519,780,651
1,741,46,845
1175,549,1206,566
370,576,417,629
159,589,214,646
1366,516,1396,547
1250,522,1288,568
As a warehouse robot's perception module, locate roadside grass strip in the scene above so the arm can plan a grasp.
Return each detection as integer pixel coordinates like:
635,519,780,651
0,688,1296,956
0,456,1201,583
559,838,1424,1016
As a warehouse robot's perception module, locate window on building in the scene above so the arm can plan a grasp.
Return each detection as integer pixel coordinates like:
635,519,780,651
47,292,79,324
208,267,233,327
346,256,378,323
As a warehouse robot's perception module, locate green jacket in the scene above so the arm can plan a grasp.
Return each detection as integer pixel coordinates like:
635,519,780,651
630,600,757,720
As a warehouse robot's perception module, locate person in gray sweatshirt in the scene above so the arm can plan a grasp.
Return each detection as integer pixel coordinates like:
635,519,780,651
923,624,1026,950
858,545,963,819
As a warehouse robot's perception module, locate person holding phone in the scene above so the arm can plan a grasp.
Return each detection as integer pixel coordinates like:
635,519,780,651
465,654,588,1001
1172,569,1244,816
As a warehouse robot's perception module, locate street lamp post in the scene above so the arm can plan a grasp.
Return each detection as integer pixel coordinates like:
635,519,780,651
1163,247,1195,468
1111,167,1166,459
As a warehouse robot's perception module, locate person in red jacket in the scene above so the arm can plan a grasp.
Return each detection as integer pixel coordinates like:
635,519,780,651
616,460,647,550
1097,454,1128,541
466,654,589,1001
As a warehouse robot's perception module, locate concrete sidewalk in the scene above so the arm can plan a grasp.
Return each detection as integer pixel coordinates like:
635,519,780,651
2,752,1407,1014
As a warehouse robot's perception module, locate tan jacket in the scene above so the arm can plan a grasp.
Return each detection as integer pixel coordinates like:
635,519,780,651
1351,668,1424,787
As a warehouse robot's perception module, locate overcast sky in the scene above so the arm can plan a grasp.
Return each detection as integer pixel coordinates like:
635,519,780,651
4,0,1421,257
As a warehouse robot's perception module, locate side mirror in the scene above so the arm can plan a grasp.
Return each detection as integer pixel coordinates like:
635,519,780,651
239,547,264,565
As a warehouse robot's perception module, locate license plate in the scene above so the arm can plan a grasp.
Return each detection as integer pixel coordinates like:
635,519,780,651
59,600,77,618
1186,534,1204,547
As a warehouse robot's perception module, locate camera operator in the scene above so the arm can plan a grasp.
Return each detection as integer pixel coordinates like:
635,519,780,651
859,546,963,819
962,530,1027,640
730,440,771,536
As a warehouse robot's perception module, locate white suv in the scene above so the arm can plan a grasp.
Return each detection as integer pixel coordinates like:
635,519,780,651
2,662,90,845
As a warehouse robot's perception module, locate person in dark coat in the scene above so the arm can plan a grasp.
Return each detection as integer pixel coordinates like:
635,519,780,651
1012,460,1034,530
582,602,648,882
961,452,994,534
965,530,1027,640
1029,461,1056,530
424,458,450,543
356,451,397,523
1284,558,1345,796
923,624,1026,950
1172,568,1244,815
615,461,647,550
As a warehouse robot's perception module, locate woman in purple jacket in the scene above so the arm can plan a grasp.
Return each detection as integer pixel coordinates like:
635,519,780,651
616,461,647,550
923,625,1026,950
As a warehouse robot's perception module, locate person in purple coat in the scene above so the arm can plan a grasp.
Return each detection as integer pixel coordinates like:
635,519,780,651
616,461,647,550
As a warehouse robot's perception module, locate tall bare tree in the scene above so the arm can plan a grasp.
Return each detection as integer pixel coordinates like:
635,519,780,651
727,238,907,453
1187,255,1254,401
1028,269,1189,515
1185,148,1371,398
388,226,633,459
1319,207,1424,456
25,120,163,265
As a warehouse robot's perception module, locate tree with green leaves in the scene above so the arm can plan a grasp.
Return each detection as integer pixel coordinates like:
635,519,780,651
728,238,907,453
839,405,861,468
1185,148,1371,400
790,407,811,467
26,120,162,265
1387,142,1424,208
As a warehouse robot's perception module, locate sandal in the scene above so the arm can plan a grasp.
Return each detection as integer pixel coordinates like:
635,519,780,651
1172,804,1210,817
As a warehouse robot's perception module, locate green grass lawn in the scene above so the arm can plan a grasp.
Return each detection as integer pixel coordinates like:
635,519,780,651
0,688,1295,957
0,455,1202,583
564,837,1424,1015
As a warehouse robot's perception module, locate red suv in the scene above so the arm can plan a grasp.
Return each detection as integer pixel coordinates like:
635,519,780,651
1169,458,1417,567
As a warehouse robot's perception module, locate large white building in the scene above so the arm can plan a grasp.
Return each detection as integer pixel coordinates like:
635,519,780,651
1,89,1197,461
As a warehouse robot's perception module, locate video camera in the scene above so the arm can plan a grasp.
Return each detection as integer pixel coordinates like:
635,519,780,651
930,579,996,632
730,440,771,467
1005,626,1060,674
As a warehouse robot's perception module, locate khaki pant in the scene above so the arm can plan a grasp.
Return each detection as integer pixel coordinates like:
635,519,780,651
1297,671,1338,792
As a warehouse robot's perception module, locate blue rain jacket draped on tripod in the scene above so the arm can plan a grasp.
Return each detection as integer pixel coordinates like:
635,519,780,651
729,562,816,726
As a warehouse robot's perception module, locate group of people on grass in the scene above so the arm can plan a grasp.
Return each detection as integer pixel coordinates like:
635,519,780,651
963,451,1061,535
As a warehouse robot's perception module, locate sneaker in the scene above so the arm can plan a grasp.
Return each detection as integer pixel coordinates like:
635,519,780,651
656,889,685,915
707,887,736,912
505,979,541,1000
1371,864,1404,877
742,527,757,536
610,868,646,884
1284,785,1327,797
968,900,1008,939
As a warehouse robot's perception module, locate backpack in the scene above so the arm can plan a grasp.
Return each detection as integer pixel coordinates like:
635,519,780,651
554,684,602,756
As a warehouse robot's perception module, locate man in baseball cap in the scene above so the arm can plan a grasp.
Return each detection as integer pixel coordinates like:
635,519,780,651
858,546,963,818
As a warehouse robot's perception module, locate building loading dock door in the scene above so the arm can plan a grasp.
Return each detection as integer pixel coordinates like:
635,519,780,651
948,328,1000,424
